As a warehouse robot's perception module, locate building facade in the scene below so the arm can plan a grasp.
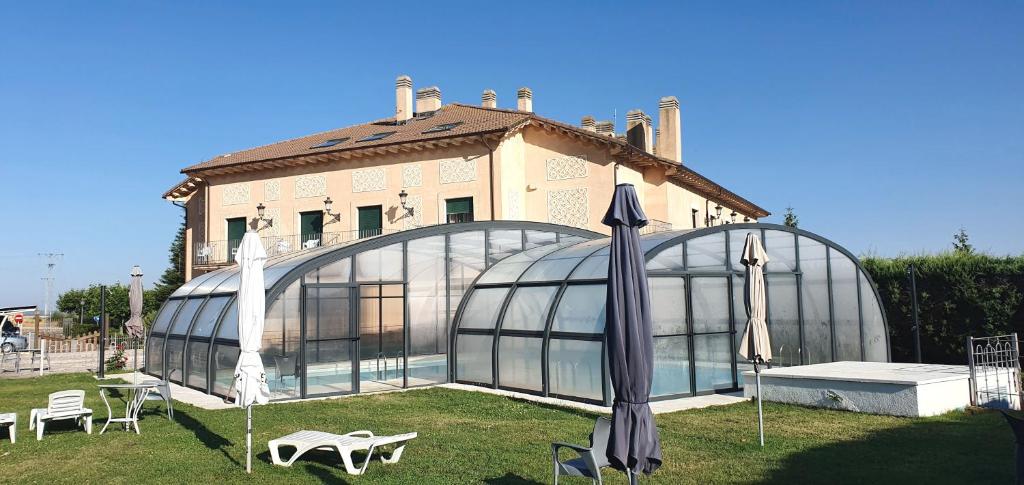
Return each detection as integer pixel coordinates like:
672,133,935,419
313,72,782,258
164,76,769,281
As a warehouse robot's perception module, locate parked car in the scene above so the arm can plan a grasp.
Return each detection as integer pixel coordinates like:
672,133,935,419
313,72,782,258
1,317,28,353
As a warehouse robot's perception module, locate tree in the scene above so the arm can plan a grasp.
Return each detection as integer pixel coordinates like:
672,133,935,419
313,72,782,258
57,284,162,332
151,214,186,304
953,227,974,255
783,206,799,228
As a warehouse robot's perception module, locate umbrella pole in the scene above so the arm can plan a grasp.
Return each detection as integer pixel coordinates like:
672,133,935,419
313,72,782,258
246,405,253,474
756,366,765,448
133,339,138,385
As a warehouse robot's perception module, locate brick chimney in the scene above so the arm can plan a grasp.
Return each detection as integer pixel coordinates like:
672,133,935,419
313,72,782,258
395,75,413,122
657,96,682,162
581,116,596,132
517,87,533,112
595,121,615,136
482,89,497,108
626,109,653,152
416,86,442,113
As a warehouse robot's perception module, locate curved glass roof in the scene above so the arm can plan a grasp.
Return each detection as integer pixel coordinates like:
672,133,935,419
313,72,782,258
453,223,890,403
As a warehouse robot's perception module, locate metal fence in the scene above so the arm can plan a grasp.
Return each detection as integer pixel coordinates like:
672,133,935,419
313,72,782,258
193,228,407,266
967,334,1022,410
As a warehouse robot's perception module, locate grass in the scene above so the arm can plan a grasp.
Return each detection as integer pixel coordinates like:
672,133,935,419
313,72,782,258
0,373,1014,484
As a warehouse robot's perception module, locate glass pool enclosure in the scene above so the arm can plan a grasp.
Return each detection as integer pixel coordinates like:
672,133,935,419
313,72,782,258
146,222,889,405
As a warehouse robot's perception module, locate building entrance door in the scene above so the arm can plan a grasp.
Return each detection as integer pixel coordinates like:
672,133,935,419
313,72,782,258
226,217,247,260
358,284,404,391
299,211,324,248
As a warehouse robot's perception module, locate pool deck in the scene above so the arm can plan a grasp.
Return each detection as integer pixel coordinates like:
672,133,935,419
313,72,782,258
114,371,745,414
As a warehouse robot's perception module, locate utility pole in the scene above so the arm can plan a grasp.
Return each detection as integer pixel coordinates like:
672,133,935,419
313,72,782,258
907,264,922,363
38,252,64,320
98,285,106,379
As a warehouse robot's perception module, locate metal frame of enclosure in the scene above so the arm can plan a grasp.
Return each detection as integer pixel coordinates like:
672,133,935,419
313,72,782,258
146,222,889,405
451,223,890,405
146,222,600,400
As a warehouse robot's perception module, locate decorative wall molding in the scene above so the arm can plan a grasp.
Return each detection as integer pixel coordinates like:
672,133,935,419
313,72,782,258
264,180,281,201
439,158,477,184
402,164,423,188
295,175,327,198
352,168,386,193
545,155,589,181
547,187,589,228
402,195,423,229
506,191,521,220
222,183,251,206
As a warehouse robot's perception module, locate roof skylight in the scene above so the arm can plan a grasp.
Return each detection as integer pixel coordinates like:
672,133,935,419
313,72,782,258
357,131,397,142
422,122,464,134
309,138,350,149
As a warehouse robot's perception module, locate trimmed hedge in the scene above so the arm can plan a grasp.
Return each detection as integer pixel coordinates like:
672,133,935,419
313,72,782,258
861,253,1024,364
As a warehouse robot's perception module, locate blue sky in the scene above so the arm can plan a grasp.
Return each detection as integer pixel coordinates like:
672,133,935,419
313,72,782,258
1,1,1021,308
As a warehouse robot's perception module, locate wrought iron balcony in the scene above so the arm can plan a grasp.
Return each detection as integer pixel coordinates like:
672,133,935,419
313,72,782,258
193,229,395,267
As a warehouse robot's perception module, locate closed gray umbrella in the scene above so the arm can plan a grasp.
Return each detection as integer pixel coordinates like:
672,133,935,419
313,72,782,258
602,183,662,481
738,232,771,447
126,266,145,382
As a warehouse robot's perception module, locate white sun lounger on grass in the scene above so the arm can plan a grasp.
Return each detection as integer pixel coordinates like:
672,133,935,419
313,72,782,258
268,430,417,475
29,390,92,440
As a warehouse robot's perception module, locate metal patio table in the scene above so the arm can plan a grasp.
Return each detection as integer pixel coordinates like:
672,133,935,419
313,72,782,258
98,382,161,434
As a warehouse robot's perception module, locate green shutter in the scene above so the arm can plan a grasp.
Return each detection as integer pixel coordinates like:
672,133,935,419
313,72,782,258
358,206,382,238
300,211,324,244
445,197,474,223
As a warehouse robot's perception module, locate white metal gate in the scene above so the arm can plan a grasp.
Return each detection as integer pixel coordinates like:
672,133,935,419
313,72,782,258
968,334,1022,410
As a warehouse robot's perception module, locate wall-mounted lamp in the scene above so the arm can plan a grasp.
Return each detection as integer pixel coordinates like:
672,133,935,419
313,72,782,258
744,216,751,223
323,197,340,223
256,202,273,227
715,204,723,221
730,211,738,223
398,189,415,216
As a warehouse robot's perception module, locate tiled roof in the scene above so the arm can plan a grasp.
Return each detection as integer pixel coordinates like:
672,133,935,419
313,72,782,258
182,104,530,173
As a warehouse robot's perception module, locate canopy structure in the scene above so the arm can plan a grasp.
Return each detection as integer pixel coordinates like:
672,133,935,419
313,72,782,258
146,222,598,400
146,222,888,404
452,223,889,404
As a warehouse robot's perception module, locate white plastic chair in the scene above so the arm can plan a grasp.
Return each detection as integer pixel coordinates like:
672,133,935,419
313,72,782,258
0,413,15,443
30,390,93,440
302,238,320,249
143,380,173,420
269,430,417,475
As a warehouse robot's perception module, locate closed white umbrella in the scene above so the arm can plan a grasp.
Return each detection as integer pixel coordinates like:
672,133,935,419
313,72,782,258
233,231,270,474
738,232,771,447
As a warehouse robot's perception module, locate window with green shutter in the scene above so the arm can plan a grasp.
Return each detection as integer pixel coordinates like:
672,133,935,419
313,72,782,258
446,197,474,224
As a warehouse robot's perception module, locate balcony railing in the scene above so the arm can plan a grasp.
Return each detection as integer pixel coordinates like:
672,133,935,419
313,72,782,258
193,229,398,267
640,219,673,235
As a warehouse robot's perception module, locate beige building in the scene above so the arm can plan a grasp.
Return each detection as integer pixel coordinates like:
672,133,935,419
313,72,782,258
164,76,768,281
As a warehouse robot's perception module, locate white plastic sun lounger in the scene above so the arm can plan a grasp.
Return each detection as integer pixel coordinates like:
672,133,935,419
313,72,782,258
269,430,417,475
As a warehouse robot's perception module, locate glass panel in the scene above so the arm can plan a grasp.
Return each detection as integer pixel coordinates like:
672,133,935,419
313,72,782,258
498,336,542,391
151,300,182,333
457,287,509,330
559,234,591,245
477,242,569,284
308,257,351,284
860,271,889,362
211,345,239,396
831,250,861,361
652,336,690,397
456,334,493,384
694,333,733,392
192,270,234,295
147,336,164,377
448,231,486,323
519,240,603,282
551,285,606,334
639,230,686,252
408,236,448,385
186,341,210,389
307,287,351,340
500,286,558,332
171,270,220,298
168,298,203,335
549,339,603,400
305,340,353,396
524,230,557,249
215,302,239,340
189,296,229,338
686,232,727,272
647,244,683,272
691,277,730,333
799,237,832,364
356,243,403,281
165,339,185,383
764,230,797,272
766,274,801,367
649,277,686,336
487,230,523,266
732,274,752,380
570,246,610,280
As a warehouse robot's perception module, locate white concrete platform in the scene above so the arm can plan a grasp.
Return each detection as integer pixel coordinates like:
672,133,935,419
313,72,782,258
743,361,972,417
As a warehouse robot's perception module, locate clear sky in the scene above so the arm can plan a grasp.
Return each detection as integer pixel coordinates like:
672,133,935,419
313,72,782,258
1,1,1021,309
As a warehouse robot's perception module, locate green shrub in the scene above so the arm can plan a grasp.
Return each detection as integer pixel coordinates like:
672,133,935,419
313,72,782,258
69,323,99,338
862,252,1024,364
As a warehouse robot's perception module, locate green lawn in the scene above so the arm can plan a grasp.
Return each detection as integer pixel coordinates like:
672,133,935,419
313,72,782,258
0,373,1013,484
